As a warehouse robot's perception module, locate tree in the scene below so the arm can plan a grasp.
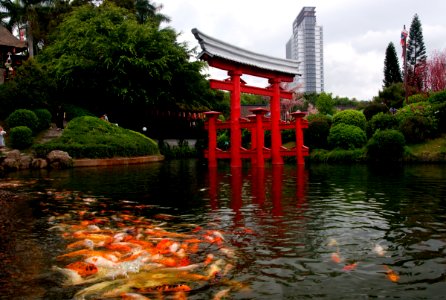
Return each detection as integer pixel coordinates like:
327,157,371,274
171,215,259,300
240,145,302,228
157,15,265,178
424,50,446,92
406,14,427,92
38,3,214,131
315,92,335,115
383,42,403,87
378,82,405,108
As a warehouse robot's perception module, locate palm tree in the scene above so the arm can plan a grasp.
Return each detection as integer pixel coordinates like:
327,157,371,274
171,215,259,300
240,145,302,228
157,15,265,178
0,0,54,57
134,0,170,25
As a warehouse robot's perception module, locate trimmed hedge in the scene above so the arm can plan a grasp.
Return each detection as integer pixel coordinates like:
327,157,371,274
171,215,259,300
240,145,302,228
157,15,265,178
366,112,399,138
332,109,367,130
6,109,39,133
33,108,52,131
32,116,160,158
366,129,406,162
9,126,33,149
328,123,367,150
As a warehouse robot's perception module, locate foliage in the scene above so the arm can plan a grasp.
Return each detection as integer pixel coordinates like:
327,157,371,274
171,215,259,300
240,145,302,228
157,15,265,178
432,102,446,133
407,93,428,104
328,123,367,150
32,116,159,158
428,90,446,104
217,130,230,150
33,108,52,131
304,114,332,149
366,112,399,138
315,92,335,115
309,148,366,163
398,116,433,144
424,50,446,92
406,14,427,93
378,82,405,108
383,42,403,87
332,109,366,131
159,140,197,159
6,109,39,133
9,126,33,149
63,104,94,121
366,129,406,162
362,102,389,120
38,3,214,131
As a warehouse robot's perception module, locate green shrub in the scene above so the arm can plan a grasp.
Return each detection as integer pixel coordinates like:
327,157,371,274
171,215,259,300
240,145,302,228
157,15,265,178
366,112,399,138
432,102,446,133
305,115,331,149
407,93,428,104
33,108,52,131
32,116,159,158
6,109,39,133
64,104,94,121
366,129,406,161
399,116,433,144
310,148,366,163
332,109,367,131
363,102,389,120
328,123,366,150
9,126,33,149
428,90,446,104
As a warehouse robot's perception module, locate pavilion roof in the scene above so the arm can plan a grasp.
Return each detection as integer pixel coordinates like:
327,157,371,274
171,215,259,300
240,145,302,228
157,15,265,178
0,25,27,49
192,28,300,77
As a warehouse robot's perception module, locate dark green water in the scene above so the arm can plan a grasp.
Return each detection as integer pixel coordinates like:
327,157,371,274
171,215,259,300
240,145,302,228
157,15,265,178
1,161,446,299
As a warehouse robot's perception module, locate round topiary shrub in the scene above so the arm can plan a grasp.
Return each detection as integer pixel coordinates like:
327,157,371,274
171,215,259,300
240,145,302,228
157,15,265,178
428,90,446,104
332,109,367,131
399,116,432,144
366,129,406,162
9,126,33,149
328,123,367,150
363,102,389,120
33,108,52,131
6,109,39,133
366,112,399,138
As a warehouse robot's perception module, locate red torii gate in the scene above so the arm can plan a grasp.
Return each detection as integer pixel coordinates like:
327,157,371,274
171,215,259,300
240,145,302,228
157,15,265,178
192,28,308,167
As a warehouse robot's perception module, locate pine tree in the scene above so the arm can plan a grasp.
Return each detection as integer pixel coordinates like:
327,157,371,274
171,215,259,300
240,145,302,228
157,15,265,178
406,14,427,92
383,42,403,87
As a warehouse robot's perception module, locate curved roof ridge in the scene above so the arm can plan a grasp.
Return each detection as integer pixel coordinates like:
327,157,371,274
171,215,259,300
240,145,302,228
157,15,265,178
192,28,300,76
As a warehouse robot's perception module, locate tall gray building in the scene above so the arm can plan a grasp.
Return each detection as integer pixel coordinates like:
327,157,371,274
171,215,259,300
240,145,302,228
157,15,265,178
286,7,324,93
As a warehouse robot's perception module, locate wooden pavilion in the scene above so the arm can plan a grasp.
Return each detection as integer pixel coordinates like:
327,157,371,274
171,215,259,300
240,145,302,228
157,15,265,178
0,25,28,83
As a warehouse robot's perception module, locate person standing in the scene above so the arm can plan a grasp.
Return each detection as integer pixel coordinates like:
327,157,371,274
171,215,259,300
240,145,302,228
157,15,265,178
0,126,6,147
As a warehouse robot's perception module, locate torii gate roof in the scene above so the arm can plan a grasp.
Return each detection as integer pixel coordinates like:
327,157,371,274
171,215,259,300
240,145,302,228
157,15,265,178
192,28,300,79
0,25,27,50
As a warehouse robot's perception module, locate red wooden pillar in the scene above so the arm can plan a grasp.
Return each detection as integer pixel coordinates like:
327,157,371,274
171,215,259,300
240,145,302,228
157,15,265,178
269,77,283,165
247,114,257,165
205,111,221,168
229,70,242,168
251,108,268,168
291,111,307,165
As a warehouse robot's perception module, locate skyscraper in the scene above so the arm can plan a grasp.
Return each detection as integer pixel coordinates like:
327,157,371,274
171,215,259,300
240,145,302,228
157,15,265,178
286,7,324,93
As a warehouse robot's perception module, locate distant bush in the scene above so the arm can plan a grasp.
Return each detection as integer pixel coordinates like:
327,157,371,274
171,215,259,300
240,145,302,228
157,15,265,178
32,116,159,158
399,116,433,144
6,109,39,133
428,90,446,104
332,109,367,131
64,104,94,121
366,112,399,138
363,102,389,120
432,102,446,133
310,148,366,163
328,123,367,150
305,114,331,149
33,108,52,131
366,129,406,162
407,93,428,104
9,126,33,149
160,140,197,159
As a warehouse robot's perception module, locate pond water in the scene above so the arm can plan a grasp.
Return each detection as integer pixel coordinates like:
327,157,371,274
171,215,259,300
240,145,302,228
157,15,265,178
1,160,446,299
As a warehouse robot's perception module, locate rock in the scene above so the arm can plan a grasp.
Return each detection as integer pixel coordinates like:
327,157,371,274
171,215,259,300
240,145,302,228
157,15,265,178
47,150,73,169
31,158,48,169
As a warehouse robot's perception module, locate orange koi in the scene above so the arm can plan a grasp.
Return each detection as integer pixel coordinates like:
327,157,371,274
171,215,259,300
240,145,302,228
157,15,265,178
384,265,400,282
138,284,191,293
331,252,342,263
65,261,98,277
204,254,214,266
342,262,358,271
57,249,120,261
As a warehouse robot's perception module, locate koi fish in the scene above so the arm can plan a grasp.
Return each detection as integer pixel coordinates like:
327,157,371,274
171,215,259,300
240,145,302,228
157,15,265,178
213,288,231,300
120,293,151,300
373,244,387,257
342,262,358,271
327,238,338,247
66,261,98,277
384,265,400,282
331,252,342,264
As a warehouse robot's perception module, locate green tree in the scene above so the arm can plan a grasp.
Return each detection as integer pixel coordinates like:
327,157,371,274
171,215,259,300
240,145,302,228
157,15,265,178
406,14,427,92
38,3,213,131
383,42,402,87
378,82,405,108
315,92,334,115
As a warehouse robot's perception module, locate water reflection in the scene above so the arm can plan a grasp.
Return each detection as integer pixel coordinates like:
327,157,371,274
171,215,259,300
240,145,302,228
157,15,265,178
0,162,446,299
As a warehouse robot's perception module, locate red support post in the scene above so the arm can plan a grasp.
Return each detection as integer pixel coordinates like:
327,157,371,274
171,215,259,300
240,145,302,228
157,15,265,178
229,70,242,168
291,111,307,165
205,111,221,168
269,78,283,165
247,114,257,165
250,108,268,167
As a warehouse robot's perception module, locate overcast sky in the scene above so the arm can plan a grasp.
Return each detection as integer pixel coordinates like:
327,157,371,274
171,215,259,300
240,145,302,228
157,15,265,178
161,0,446,101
